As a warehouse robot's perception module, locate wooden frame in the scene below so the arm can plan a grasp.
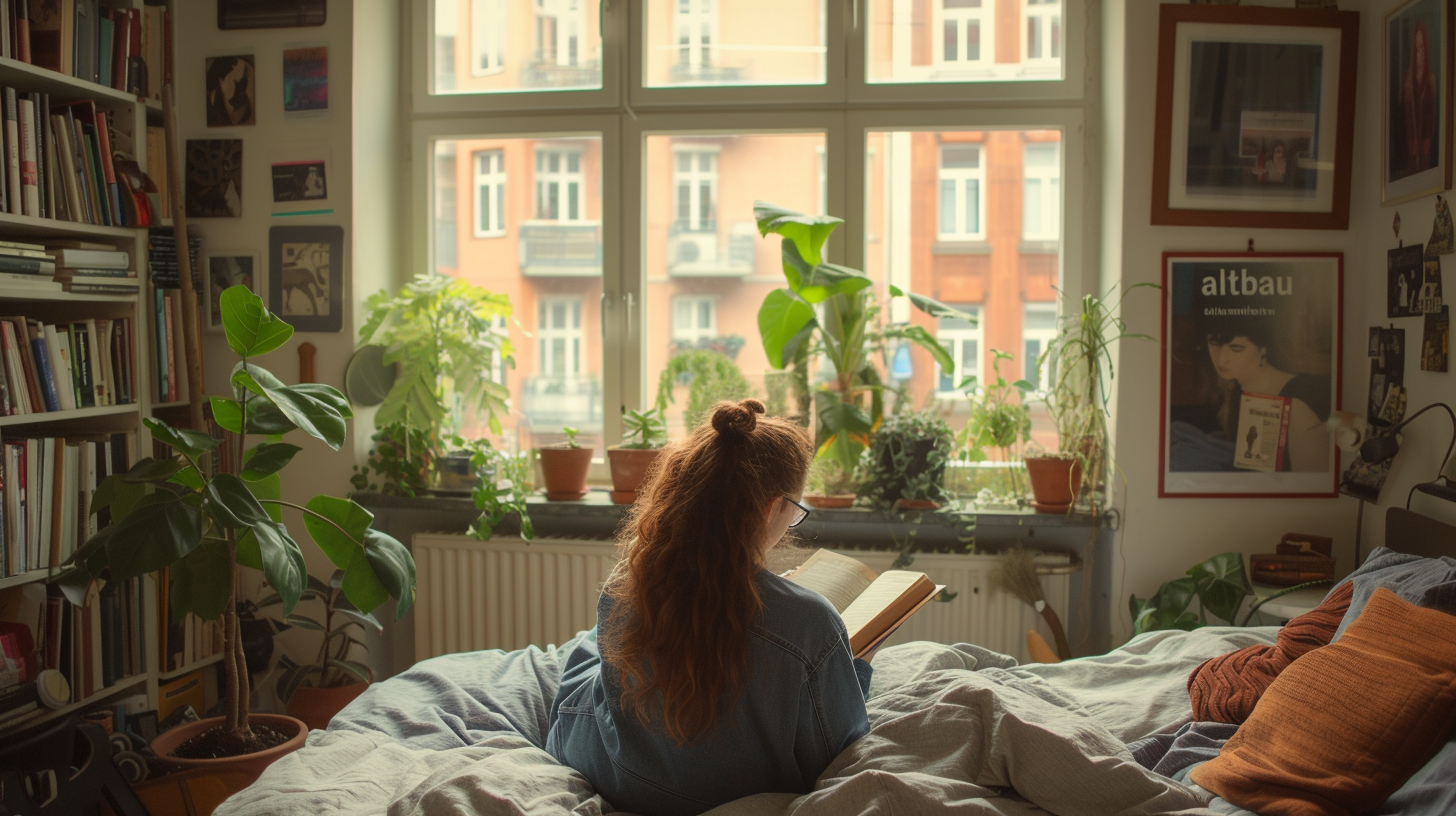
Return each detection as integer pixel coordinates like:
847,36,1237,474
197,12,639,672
1383,0,1455,206
1151,6,1359,230
268,225,344,333
203,251,261,334
1159,252,1343,499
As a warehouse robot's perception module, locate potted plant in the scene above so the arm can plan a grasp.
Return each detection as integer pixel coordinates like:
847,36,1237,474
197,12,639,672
607,407,668,504
57,286,415,774
804,458,858,509
263,569,380,732
356,274,515,492
754,202,974,473
1029,284,1156,514
859,410,955,512
349,422,435,498
539,426,592,500
655,349,755,433
958,349,1033,505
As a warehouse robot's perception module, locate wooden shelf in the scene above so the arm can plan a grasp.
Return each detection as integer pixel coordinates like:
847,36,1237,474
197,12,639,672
151,399,189,409
158,652,224,681
0,211,142,240
0,286,139,303
0,570,50,591
0,674,149,738
0,56,140,106
0,403,140,427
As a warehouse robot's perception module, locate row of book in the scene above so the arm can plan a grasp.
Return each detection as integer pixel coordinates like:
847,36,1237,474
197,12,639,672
45,575,148,702
156,576,223,676
0,315,138,418
2,0,171,100
0,432,132,579
148,229,202,403
0,237,137,294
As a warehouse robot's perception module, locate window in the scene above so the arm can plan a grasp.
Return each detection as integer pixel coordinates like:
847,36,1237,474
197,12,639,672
675,0,714,72
671,296,717,346
538,297,583,378
673,147,718,232
1026,0,1062,66
537,0,584,67
645,0,825,87
938,0,991,69
535,147,584,222
435,143,458,269
1022,141,1059,241
1022,303,1058,391
474,149,506,237
866,0,1065,83
471,0,505,76
938,144,984,240
936,306,982,396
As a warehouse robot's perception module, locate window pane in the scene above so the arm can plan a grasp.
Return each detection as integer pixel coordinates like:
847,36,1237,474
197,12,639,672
433,136,604,456
867,0,1062,83
646,132,825,433
433,0,602,95
645,0,826,87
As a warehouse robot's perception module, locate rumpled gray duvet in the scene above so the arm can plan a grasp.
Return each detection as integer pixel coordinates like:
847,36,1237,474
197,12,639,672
215,627,1276,816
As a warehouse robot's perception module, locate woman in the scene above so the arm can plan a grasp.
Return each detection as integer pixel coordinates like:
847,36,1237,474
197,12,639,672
546,400,872,816
205,56,254,127
1206,325,1331,473
1402,21,1437,175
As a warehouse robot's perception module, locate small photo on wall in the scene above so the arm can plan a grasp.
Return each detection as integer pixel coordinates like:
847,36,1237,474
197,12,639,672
1420,256,1445,312
1425,306,1451,371
205,54,257,127
204,252,260,333
1388,243,1425,317
269,226,344,333
271,160,328,203
185,139,242,218
283,45,328,118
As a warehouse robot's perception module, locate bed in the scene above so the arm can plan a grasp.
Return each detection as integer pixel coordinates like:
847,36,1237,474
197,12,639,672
214,507,1456,816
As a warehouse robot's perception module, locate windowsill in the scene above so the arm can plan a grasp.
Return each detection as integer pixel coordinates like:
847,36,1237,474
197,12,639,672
932,240,992,255
1018,239,1060,254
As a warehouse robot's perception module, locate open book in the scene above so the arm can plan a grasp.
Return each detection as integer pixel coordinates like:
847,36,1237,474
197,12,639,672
782,550,944,658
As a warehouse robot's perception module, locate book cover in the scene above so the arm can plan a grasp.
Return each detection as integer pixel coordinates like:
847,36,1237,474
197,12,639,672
1233,392,1292,473
109,4,129,93
91,109,119,225
3,89,18,216
62,109,93,224
12,318,44,412
0,320,15,416
42,323,74,411
15,95,37,217
69,321,93,407
783,549,942,658
26,0,71,75
96,10,111,88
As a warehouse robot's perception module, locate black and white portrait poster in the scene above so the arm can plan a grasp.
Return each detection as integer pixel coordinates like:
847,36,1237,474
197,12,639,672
1161,253,1343,498
1389,243,1425,317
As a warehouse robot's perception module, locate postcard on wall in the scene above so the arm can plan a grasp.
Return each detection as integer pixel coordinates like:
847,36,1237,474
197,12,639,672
1420,256,1445,313
204,252,260,333
282,45,328,118
269,226,343,333
1160,253,1343,498
205,54,256,127
1425,306,1451,371
1368,327,1406,419
1389,243,1426,317
185,139,242,218
270,160,331,217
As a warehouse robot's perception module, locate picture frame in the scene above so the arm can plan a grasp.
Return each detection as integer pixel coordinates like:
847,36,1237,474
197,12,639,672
203,251,261,334
1383,0,1454,206
1159,252,1343,498
268,225,343,333
1151,6,1359,230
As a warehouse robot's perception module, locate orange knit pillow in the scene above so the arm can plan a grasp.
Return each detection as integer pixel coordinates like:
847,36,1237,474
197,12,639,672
1191,587,1456,816
1187,582,1353,724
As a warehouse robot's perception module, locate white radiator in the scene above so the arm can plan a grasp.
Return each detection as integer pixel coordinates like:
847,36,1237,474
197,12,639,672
413,534,1073,665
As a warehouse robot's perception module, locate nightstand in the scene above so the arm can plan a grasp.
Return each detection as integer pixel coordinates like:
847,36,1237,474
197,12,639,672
1249,582,1332,623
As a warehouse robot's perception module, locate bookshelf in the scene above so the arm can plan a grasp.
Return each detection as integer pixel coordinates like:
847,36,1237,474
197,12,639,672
0,0,185,740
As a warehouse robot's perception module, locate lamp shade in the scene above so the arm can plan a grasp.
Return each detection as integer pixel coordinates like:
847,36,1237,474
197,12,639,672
1359,434,1402,465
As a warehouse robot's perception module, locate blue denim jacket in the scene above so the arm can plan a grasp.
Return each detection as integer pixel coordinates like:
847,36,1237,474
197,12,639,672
545,570,873,816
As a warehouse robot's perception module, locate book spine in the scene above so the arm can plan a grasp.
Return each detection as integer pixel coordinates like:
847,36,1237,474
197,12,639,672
1274,399,1291,473
3,89,17,216
15,0,29,65
0,255,51,275
35,91,46,219
16,321,42,412
80,128,105,226
153,288,165,400
163,293,176,402
43,324,73,411
0,321,13,416
93,111,119,226
97,12,111,89
70,322,92,407
16,95,36,217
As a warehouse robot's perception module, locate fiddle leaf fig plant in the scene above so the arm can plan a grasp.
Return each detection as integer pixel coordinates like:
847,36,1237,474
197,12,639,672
1128,551,1253,636
59,285,416,754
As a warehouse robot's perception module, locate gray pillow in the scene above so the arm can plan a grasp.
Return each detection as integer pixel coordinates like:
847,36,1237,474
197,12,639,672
1330,546,1456,641
1382,739,1456,816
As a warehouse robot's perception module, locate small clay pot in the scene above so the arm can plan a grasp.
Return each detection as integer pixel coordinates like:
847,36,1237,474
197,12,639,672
539,446,593,500
804,494,855,509
149,714,307,778
607,447,662,504
1025,456,1083,513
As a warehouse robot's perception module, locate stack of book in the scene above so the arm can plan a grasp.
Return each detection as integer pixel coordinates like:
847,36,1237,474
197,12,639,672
44,239,136,294
0,432,133,580
3,1,172,99
0,239,60,291
44,575,147,702
0,315,136,418
146,229,201,402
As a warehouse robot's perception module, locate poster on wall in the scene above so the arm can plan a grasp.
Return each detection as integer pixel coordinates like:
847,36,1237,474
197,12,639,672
203,251,260,333
184,139,243,218
269,225,343,333
282,45,328,119
1160,253,1343,498
1425,306,1451,371
1383,0,1454,205
205,54,256,127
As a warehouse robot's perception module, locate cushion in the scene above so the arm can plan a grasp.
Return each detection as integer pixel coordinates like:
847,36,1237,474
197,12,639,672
1331,546,1456,641
1190,587,1456,816
1186,581,1352,724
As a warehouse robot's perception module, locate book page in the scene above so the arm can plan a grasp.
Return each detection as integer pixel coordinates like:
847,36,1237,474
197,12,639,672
782,549,876,614
840,571,936,655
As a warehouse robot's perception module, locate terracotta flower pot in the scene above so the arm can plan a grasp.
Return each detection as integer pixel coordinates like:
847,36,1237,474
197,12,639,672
149,714,308,778
607,447,662,504
286,681,370,732
539,446,593,500
1025,456,1083,513
804,494,855,509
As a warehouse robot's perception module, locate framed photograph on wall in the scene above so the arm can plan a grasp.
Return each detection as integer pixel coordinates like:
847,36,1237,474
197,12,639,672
1383,0,1454,205
1151,6,1359,230
203,251,260,333
1159,252,1343,498
268,225,343,332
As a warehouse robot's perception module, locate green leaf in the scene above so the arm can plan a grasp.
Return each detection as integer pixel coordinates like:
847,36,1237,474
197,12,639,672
210,397,244,433
1152,576,1198,617
335,606,383,634
363,529,415,619
342,547,390,616
236,530,263,570
169,539,231,621
119,457,184,483
143,418,218,460
902,290,979,323
797,260,873,304
757,289,816,369
91,475,147,521
246,400,298,436
814,390,873,472
168,466,204,491
52,566,95,607
289,383,353,421
253,520,308,616
204,473,271,529
896,324,957,373
303,496,375,569
221,284,293,357
327,658,371,685
284,614,326,632
753,201,842,266
275,663,314,704
104,496,204,581
231,362,348,450
1187,552,1253,624
241,443,302,480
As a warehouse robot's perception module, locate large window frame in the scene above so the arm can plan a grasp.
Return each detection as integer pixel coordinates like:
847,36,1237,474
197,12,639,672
407,2,1093,452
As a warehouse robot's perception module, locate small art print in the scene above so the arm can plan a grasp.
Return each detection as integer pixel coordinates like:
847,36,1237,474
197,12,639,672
1368,327,1406,420
1425,306,1451,371
1420,256,1445,313
1388,243,1425,318
269,226,343,332
271,160,328,203
283,46,328,117
205,54,256,127
185,139,242,218
1160,253,1343,498
205,253,258,333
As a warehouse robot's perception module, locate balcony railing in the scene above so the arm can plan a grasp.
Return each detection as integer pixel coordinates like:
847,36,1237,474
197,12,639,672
668,63,747,84
519,221,602,277
667,221,755,277
520,376,602,432
524,55,602,89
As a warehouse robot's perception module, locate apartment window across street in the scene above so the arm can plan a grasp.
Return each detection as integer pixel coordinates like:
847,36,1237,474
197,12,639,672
1026,0,1061,65
938,144,984,240
672,296,717,346
1023,141,1059,241
939,0,991,67
474,150,506,237
471,0,506,75
675,0,714,71
936,306,982,396
536,148,583,221
674,148,718,232
539,297,583,378
537,0,583,67
1022,303,1058,391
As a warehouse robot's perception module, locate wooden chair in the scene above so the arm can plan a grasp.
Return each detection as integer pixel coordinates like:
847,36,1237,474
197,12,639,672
0,717,148,816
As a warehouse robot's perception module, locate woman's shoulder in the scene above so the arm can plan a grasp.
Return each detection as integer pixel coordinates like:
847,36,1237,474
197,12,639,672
752,572,848,655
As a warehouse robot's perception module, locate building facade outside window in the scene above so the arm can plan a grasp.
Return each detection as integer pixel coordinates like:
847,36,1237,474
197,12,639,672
538,297,584,379
1026,0,1061,65
936,306,982,396
536,148,584,221
537,0,583,67
937,0,991,69
673,148,718,232
1021,302,1058,392
671,296,718,346
1022,141,1059,241
675,0,715,70
938,144,984,241
471,0,506,75
474,149,506,237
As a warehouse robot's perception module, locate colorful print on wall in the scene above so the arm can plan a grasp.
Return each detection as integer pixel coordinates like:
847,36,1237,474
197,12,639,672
282,45,328,118
205,54,257,127
184,139,242,218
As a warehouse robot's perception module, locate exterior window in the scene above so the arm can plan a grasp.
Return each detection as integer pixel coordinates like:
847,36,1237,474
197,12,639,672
671,296,717,346
536,148,584,221
938,0,990,68
1021,303,1058,391
470,0,505,75
936,306,982,396
474,149,506,237
675,0,714,71
538,297,583,378
1022,142,1060,241
435,143,458,268
1026,0,1061,64
938,144,984,240
673,148,718,232
537,0,583,67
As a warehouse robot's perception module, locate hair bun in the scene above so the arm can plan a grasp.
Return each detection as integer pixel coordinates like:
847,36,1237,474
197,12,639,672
711,399,765,437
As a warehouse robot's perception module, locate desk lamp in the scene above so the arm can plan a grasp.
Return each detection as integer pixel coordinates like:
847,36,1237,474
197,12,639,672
1360,401,1456,508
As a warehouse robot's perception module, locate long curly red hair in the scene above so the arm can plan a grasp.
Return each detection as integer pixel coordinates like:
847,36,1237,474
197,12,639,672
602,399,813,745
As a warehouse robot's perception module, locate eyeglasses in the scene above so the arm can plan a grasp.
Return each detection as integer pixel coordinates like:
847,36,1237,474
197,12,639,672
783,496,811,528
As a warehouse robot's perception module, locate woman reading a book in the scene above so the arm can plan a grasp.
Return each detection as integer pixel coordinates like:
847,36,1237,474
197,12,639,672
546,399,873,816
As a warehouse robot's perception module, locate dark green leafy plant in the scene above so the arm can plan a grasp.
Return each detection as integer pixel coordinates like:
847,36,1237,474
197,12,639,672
58,285,415,752
620,407,669,450
1128,552,1253,635
349,423,435,497
654,349,755,432
958,350,1033,500
261,569,381,703
859,410,955,510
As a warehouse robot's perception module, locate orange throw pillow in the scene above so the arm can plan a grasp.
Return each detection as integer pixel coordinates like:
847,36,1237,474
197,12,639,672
1191,587,1456,816
1187,582,1353,724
